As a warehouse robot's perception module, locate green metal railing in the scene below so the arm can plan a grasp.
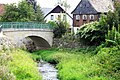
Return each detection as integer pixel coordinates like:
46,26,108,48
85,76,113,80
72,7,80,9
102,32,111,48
0,22,53,29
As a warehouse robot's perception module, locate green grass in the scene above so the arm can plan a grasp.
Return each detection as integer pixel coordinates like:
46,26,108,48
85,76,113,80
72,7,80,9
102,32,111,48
32,47,120,80
8,49,42,80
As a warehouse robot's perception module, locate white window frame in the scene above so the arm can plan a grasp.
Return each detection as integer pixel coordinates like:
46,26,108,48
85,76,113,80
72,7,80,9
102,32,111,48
76,15,80,20
82,15,87,20
51,15,54,20
90,15,94,20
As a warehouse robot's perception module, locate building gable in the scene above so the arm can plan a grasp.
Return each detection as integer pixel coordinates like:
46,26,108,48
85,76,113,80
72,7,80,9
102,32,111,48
45,5,72,19
71,0,97,14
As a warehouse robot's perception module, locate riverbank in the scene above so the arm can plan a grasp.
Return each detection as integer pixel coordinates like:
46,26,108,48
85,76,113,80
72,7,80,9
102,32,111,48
0,47,42,80
32,47,120,80
8,49,42,80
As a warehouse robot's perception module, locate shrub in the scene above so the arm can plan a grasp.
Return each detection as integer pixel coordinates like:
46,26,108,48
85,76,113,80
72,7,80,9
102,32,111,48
77,22,105,46
53,21,67,38
97,47,120,80
49,21,67,38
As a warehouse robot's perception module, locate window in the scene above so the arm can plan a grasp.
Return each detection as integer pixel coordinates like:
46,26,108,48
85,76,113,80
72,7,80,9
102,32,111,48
58,15,61,20
76,15,80,20
51,15,54,20
90,15,94,20
63,15,66,20
82,15,87,20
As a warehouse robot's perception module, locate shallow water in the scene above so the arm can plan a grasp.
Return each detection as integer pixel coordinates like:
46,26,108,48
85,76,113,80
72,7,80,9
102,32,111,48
38,60,59,80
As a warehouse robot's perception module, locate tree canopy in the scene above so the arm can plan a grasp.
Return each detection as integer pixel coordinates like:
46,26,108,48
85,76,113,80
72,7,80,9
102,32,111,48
0,0,44,22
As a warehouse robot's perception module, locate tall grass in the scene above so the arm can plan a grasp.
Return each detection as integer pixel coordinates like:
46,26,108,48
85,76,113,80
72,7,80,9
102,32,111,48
32,47,120,80
8,49,42,80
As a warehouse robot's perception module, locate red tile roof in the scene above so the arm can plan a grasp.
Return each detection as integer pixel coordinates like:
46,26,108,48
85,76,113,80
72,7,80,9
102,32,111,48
118,0,120,2
0,4,5,16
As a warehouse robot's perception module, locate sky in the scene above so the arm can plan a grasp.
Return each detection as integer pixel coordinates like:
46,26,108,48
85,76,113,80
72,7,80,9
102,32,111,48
0,0,80,13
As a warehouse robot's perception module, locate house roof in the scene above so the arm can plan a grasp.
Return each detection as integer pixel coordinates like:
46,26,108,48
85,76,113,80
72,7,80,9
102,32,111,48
0,4,5,16
89,0,114,13
71,0,97,14
44,5,72,19
71,0,114,14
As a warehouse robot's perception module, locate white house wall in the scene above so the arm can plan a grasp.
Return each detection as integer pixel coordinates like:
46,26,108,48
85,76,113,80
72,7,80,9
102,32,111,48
45,13,73,28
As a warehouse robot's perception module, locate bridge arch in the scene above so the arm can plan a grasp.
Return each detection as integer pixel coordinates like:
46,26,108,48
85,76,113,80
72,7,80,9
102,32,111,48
25,35,51,49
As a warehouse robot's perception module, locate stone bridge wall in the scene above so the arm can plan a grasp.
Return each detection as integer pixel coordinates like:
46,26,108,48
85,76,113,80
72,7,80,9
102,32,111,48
3,30,53,49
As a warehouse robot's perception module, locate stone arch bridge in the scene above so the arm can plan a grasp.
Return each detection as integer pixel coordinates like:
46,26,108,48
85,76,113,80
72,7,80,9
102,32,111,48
0,22,53,49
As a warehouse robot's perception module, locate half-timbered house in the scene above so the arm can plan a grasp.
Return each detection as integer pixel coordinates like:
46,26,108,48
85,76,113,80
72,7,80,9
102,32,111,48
71,0,114,33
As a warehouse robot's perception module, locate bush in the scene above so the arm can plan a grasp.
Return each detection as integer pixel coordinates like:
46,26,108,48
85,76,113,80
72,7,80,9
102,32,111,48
77,22,105,46
97,47,120,80
53,21,67,38
48,21,67,38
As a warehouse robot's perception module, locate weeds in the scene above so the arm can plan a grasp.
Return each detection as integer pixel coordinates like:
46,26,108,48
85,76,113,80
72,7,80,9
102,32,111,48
32,47,120,80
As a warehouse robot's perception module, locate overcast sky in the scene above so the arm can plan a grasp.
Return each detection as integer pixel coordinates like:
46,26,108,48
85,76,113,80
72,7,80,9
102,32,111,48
0,0,80,12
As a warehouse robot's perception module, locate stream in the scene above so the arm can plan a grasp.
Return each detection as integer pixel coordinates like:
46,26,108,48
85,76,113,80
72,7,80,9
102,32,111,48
37,60,59,80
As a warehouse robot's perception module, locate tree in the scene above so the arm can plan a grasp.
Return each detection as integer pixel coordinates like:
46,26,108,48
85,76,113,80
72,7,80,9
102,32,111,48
17,0,35,21
105,0,120,30
57,0,70,11
34,5,44,22
114,1,120,23
0,0,44,22
0,4,19,22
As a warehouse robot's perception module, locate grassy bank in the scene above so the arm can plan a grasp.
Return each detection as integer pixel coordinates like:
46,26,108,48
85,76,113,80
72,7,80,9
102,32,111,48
32,47,120,80
0,49,42,80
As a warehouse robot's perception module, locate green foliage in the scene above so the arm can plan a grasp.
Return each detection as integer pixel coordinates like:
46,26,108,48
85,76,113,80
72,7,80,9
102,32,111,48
0,66,15,80
105,25,120,47
8,49,42,80
0,50,15,80
53,21,67,38
77,22,105,45
97,47,120,80
0,45,42,80
106,11,119,30
0,0,44,22
34,5,44,22
1,4,19,22
48,21,57,28
17,0,35,21
103,1,120,31
114,1,120,24
33,48,120,80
